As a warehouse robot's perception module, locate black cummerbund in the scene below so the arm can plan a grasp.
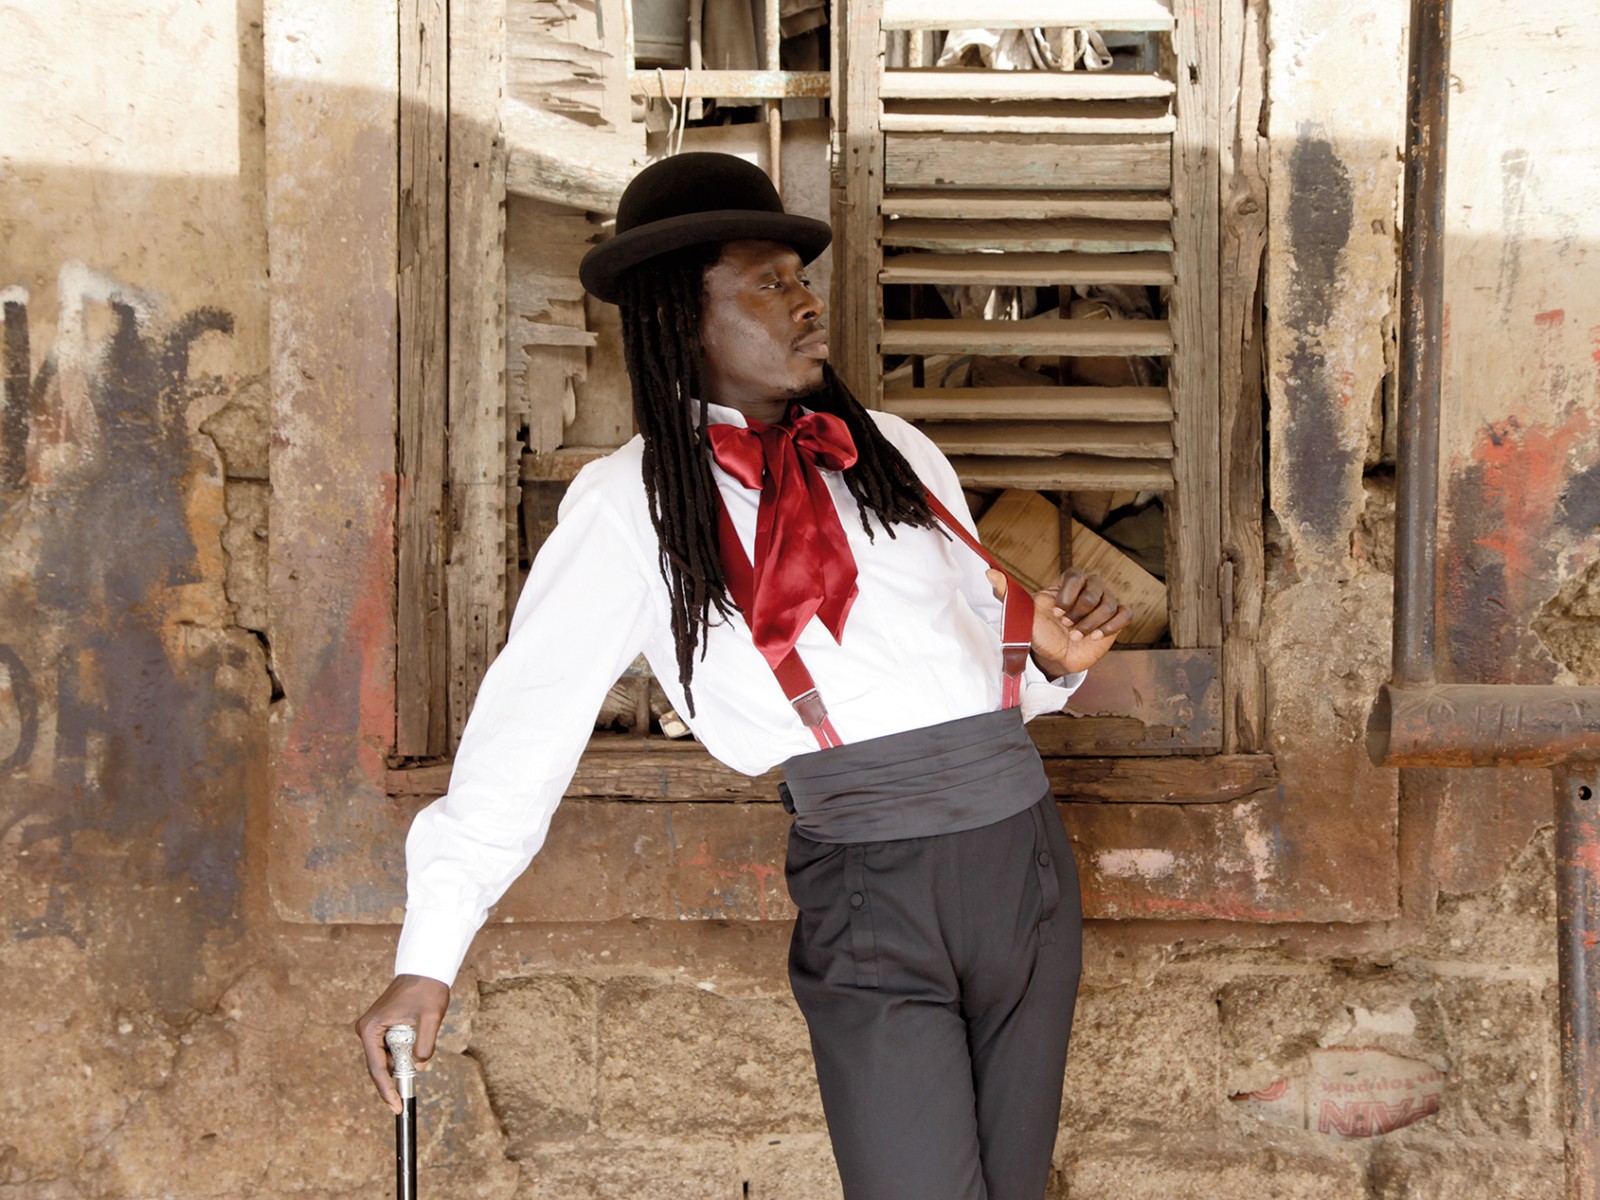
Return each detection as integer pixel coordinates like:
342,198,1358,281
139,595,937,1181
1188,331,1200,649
779,708,1052,844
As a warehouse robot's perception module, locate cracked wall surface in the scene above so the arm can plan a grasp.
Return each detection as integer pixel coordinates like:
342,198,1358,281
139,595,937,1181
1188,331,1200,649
2,0,1595,1196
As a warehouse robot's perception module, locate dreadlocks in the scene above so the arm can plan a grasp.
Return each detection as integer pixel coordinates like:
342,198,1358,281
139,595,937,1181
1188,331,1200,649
615,244,937,713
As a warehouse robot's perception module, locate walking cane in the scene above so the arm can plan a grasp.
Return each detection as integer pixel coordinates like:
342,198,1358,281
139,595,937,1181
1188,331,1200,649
385,1024,419,1200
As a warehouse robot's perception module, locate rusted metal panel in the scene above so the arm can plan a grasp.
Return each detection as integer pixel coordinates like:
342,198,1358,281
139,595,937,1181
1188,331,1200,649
264,0,404,924
1032,648,1221,754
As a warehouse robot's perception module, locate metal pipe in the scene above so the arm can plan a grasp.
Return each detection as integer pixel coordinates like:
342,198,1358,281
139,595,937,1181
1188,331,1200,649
1559,763,1600,1199
1368,683,1600,768
1390,0,1452,687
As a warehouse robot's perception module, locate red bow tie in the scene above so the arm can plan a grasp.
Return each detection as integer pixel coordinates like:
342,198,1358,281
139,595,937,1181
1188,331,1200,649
706,408,860,667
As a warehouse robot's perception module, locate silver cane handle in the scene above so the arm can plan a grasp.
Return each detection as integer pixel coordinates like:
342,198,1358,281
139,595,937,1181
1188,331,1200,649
386,1024,418,1100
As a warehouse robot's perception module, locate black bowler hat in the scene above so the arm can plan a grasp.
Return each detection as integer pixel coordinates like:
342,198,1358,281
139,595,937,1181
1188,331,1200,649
579,152,833,304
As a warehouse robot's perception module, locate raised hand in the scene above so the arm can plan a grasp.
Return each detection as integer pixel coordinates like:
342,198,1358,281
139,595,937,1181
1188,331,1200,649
986,566,1133,678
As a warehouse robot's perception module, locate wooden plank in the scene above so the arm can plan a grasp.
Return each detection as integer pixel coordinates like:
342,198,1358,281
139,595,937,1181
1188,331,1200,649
881,317,1174,356
395,0,451,757
521,445,613,482
447,0,510,746
502,109,645,214
881,105,1175,136
1044,753,1276,803
388,740,1275,804
881,68,1174,102
1033,648,1221,752
520,322,599,347
952,455,1173,492
885,132,1171,191
836,0,885,409
883,218,1173,254
924,421,1174,459
1217,0,1267,752
977,488,1062,592
629,69,831,99
1164,0,1223,648
882,0,1175,33
881,251,1174,287
882,386,1173,422
884,188,1173,220
1071,518,1169,643
1070,488,1141,526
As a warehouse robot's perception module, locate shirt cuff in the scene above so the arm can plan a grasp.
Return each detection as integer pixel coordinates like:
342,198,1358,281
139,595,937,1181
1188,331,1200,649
1019,670,1086,722
393,906,482,988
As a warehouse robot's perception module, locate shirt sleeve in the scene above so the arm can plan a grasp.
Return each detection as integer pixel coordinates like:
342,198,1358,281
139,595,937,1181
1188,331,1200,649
393,471,662,986
868,411,1086,720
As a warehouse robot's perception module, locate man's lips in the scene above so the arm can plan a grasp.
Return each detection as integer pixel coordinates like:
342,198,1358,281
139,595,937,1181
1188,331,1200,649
794,331,829,359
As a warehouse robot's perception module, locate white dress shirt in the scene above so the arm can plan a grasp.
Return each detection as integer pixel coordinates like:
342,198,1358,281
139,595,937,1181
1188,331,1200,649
395,404,1085,985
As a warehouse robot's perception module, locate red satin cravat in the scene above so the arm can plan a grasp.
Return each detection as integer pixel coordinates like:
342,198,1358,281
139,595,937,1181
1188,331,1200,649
706,407,860,668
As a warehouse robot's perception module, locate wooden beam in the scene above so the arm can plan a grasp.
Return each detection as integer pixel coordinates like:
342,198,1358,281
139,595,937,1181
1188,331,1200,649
1045,753,1277,803
387,741,1278,802
883,218,1173,254
883,189,1173,221
836,0,885,408
881,250,1174,287
923,421,1174,459
881,0,1175,33
396,0,451,757
881,386,1174,422
885,132,1171,191
1219,0,1268,751
1165,0,1224,647
881,102,1175,137
881,317,1174,356
447,0,510,746
951,455,1174,492
629,69,832,99
881,68,1175,102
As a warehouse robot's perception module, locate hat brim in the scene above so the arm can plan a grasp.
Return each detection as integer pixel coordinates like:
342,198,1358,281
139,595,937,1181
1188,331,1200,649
580,210,834,304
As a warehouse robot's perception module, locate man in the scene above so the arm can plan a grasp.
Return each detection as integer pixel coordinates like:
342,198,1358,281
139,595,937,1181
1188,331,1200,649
357,152,1131,1199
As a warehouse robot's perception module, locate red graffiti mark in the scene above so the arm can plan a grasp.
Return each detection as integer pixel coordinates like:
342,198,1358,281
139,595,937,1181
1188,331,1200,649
1338,368,1357,409
1535,309,1565,328
683,838,780,920
1589,325,1600,372
1471,413,1593,583
1233,1078,1290,1103
1319,1094,1439,1137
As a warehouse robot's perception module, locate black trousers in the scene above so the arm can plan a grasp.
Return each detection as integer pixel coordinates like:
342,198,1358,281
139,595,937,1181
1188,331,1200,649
785,792,1083,1200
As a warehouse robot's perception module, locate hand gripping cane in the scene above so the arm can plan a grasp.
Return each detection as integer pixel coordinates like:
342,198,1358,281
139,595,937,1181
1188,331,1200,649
385,1025,419,1200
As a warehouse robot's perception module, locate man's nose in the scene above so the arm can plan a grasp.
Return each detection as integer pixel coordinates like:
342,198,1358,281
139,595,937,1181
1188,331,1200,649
794,282,825,322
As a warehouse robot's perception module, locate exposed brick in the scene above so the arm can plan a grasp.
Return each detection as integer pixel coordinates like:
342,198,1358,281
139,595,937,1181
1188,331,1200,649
1433,977,1556,1139
741,1133,844,1200
1425,825,1558,969
1061,1132,1367,1199
1062,976,1221,1130
516,1140,742,1200
596,978,822,1137
1367,1133,1562,1199
472,975,601,1150
493,802,794,923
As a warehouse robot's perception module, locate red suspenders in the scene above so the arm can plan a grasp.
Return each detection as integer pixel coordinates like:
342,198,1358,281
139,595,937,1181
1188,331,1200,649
716,490,1036,750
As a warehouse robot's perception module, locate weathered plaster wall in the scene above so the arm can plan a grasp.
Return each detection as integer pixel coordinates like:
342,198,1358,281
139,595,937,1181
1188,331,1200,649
2,0,1594,1196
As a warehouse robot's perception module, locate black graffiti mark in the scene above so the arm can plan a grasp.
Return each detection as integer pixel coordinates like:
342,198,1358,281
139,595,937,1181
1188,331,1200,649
1,299,56,496
0,643,37,773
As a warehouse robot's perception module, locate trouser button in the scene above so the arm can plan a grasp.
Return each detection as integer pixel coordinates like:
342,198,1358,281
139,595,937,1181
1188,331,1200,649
849,892,865,908
1037,852,1051,867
